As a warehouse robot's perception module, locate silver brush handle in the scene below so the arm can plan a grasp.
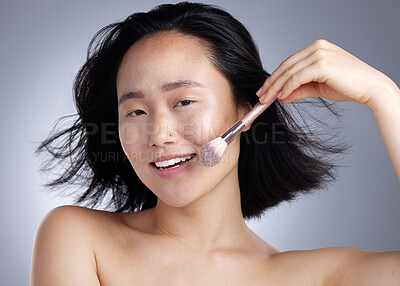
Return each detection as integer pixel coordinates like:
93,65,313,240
221,121,246,144
221,94,278,145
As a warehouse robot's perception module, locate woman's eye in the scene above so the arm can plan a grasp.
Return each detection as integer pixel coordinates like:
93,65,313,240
126,110,146,117
175,100,193,107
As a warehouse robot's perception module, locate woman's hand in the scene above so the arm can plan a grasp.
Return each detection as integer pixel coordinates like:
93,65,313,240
257,39,397,110
257,38,400,181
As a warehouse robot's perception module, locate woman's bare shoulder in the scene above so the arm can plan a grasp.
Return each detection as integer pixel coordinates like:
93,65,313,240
49,204,118,219
44,204,115,217
31,205,112,285
39,205,115,231
271,246,400,285
38,205,128,240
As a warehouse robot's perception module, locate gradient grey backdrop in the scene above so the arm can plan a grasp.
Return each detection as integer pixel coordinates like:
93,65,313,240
1,0,399,285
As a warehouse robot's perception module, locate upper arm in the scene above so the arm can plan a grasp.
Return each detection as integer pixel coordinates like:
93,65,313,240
325,247,400,286
30,205,101,286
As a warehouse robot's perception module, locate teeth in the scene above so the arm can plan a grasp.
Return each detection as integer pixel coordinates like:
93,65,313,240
154,155,194,168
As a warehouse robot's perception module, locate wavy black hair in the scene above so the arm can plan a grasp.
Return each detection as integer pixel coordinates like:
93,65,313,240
35,2,349,220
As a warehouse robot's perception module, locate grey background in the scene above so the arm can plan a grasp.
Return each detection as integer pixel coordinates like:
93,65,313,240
1,0,399,285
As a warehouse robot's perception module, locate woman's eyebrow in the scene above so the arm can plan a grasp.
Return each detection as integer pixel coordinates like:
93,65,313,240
118,91,144,106
161,79,204,92
118,79,204,106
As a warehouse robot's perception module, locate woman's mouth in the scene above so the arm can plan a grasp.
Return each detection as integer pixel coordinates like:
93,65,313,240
150,153,196,178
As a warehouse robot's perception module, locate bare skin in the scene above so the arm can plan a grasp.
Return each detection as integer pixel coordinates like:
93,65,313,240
31,205,400,285
31,33,400,285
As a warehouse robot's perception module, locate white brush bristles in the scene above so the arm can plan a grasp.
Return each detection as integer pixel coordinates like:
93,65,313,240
199,137,227,167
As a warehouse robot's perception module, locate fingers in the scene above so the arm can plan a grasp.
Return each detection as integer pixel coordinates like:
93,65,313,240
256,43,313,97
259,57,327,104
258,40,334,104
279,82,319,104
279,62,329,101
261,53,314,100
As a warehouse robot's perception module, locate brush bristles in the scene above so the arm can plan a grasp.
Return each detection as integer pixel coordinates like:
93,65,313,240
199,137,227,167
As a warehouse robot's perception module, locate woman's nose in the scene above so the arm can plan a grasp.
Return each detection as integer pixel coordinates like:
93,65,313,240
147,113,178,147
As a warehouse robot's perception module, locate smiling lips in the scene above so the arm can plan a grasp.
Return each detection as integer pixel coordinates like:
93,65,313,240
151,153,196,178
153,154,195,169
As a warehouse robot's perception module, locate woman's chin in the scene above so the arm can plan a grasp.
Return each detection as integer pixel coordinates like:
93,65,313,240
156,189,205,209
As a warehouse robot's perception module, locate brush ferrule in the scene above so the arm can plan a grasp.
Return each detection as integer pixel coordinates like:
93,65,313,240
221,121,246,144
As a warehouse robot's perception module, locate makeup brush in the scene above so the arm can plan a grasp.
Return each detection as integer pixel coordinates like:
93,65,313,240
199,94,278,167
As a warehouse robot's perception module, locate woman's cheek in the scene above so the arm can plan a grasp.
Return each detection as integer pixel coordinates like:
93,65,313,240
119,123,140,145
118,122,146,162
181,111,221,146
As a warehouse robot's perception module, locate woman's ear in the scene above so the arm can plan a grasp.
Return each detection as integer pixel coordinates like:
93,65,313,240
238,102,252,132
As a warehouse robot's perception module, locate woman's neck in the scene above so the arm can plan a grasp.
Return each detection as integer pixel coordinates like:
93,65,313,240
148,168,251,253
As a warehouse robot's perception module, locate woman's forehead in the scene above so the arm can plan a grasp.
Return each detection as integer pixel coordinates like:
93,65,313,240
121,31,209,67
116,32,221,94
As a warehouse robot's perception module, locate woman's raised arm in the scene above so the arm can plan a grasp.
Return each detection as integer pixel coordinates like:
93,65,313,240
257,39,400,180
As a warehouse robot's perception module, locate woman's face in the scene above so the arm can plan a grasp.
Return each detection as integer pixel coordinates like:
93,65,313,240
117,32,247,208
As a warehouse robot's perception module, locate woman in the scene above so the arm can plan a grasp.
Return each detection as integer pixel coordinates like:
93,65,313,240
31,2,400,285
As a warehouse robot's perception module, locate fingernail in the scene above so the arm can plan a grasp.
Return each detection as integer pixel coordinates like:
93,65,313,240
260,93,266,101
256,86,263,96
277,91,283,98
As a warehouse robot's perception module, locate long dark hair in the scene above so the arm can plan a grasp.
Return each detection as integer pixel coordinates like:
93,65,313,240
35,2,349,220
